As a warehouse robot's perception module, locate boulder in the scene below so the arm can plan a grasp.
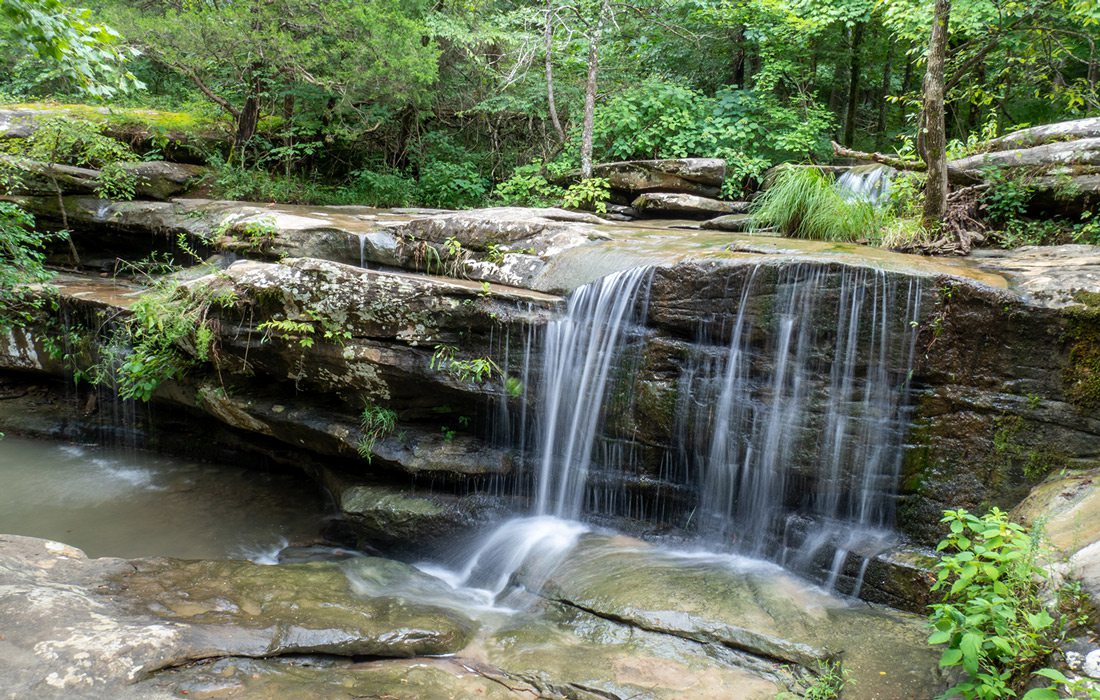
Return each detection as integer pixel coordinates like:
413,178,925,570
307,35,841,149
700,213,755,232
982,117,1100,152
524,534,947,699
0,534,476,698
631,192,750,219
592,158,726,198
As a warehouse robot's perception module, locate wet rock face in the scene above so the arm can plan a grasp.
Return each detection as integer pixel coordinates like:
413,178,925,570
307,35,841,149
899,282,1100,546
0,535,476,698
518,535,947,700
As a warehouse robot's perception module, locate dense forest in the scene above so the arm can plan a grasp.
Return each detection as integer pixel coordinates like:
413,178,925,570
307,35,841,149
1,0,1097,218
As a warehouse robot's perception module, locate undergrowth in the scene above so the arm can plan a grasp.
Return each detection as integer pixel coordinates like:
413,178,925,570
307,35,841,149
928,508,1096,700
750,167,886,242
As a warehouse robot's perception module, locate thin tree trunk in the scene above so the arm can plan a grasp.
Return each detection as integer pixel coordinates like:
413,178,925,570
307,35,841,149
875,43,894,150
579,0,609,179
843,22,865,147
921,0,951,231
544,0,566,143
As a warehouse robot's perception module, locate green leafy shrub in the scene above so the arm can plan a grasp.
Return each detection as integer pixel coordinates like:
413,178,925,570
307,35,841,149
927,508,1087,700
494,163,566,207
357,402,397,462
0,203,61,329
417,160,489,209
96,281,237,401
982,169,1034,225
751,167,884,242
561,177,611,214
345,167,418,207
588,79,834,188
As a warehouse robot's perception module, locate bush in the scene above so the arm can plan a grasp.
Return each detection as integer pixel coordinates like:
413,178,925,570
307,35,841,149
416,160,489,209
927,508,1094,700
750,167,884,242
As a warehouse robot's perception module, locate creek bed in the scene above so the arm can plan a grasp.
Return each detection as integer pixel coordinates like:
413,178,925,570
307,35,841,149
0,435,334,560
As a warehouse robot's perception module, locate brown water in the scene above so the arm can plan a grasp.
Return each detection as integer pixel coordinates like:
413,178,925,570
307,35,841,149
0,436,333,560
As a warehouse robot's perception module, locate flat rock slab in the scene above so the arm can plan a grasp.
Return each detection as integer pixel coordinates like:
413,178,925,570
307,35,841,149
524,535,946,699
968,244,1100,307
0,534,476,699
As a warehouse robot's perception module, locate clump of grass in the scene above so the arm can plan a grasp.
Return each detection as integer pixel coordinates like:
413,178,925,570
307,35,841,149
751,167,884,242
357,403,398,462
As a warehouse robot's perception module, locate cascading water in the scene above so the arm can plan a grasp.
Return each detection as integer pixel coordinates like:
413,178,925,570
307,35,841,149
677,265,923,591
430,267,654,601
442,262,923,601
836,164,894,207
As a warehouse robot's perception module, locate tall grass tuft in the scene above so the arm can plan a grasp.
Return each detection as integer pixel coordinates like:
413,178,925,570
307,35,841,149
751,167,885,242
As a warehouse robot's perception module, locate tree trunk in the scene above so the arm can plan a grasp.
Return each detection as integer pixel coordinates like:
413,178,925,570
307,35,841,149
921,0,951,231
544,0,566,144
843,22,865,147
579,0,609,179
875,43,894,150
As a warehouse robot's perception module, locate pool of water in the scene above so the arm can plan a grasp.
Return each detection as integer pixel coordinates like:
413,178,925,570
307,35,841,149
0,435,335,560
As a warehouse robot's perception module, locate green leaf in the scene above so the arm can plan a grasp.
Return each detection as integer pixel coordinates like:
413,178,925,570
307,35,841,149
939,647,963,667
1020,690,1060,700
1032,668,1068,683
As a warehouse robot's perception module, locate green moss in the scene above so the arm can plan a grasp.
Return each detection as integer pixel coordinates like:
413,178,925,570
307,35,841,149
1063,291,1100,412
2,102,218,135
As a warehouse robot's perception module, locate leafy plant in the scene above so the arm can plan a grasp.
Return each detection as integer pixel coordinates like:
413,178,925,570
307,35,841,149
0,203,62,330
494,163,566,208
417,160,489,209
982,169,1035,226
357,402,397,462
927,508,1086,700
751,167,885,242
430,343,499,383
99,281,237,401
562,177,611,214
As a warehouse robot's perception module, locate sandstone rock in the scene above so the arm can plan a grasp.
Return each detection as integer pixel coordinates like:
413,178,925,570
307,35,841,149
631,192,750,218
982,117,1100,152
0,534,476,698
1,157,206,200
591,158,726,198
527,534,946,699
700,213,755,232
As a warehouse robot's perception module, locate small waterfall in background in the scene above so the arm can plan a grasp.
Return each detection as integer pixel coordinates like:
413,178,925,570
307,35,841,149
445,262,923,601
835,164,894,207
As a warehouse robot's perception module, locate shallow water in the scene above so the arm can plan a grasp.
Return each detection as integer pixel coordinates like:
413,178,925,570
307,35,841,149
0,436,334,560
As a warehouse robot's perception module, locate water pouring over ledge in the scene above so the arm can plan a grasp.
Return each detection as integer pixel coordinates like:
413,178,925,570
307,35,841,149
434,261,923,601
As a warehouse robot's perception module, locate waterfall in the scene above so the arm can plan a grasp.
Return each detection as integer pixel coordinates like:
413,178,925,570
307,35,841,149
533,266,654,518
447,262,922,599
835,165,894,207
679,266,922,589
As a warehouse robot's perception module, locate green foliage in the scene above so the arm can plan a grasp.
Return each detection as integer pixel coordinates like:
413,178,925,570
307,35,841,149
0,0,142,97
494,163,566,208
0,202,61,330
927,508,1082,700
357,402,397,463
256,318,316,348
982,169,1034,226
561,177,610,214
430,343,499,384
751,167,885,242
417,160,490,209
97,281,237,401
589,79,833,189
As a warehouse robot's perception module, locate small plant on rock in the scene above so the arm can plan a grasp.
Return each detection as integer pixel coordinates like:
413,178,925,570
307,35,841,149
357,403,397,463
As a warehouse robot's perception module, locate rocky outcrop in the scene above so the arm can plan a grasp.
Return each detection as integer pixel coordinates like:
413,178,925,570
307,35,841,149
1,156,205,200
0,105,225,163
0,535,476,698
524,534,947,699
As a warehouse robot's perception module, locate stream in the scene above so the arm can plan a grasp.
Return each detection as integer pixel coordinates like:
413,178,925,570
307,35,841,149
0,435,333,561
